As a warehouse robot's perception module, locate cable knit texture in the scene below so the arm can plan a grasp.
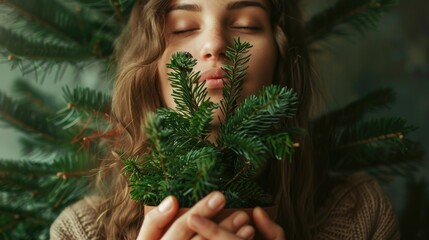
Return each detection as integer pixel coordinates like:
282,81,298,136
50,197,100,240
50,172,399,239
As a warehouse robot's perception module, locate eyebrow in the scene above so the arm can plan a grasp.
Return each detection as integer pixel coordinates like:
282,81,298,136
227,1,268,12
167,3,201,13
167,1,268,13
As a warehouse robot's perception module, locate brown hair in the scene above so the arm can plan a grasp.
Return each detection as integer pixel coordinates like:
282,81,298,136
96,0,318,239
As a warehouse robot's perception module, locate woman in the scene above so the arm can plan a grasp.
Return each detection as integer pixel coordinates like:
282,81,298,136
50,0,399,239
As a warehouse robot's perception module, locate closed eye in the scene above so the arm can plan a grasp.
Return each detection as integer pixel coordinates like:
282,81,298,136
232,26,261,31
172,28,199,35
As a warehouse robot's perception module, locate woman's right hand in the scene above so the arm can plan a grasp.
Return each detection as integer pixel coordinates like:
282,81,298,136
136,191,254,240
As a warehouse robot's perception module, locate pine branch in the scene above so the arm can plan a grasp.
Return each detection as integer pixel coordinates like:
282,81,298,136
1,0,108,47
221,132,267,168
313,88,394,130
333,140,424,172
1,51,78,82
12,78,58,114
335,117,416,147
52,152,98,176
0,205,51,235
0,26,91,60
220,38,252,121
220,85,298,138
156,109,191,139
330,118,421,173
305,0,399,45
0,91,62,142
188,101,217,140
56,86,111,122
169,147,220,206
263,132,294,161
0,159,55,176
167,52,209,118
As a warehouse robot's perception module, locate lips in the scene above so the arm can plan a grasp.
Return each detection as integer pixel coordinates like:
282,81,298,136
199,68,227,89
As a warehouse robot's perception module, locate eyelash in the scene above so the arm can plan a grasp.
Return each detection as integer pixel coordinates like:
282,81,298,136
172,28,199,35
172,26,260,35
233,26,261,31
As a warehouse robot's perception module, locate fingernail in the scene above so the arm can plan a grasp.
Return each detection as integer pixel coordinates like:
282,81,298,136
158,196,173,213
238,226,255,239
208,192,224,210
189,214,206,229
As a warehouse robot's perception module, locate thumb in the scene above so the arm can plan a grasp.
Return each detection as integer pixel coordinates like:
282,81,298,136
137,196,179,240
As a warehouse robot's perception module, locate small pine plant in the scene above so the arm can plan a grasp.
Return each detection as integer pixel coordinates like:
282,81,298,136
122,38,299,208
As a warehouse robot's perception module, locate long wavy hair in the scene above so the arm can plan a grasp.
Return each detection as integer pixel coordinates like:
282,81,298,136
96,0,319,239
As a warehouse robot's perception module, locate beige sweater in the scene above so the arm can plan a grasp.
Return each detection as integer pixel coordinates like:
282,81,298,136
50,172,400,239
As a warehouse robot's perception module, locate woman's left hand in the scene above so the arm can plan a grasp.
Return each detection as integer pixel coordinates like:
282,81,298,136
189,207,285,240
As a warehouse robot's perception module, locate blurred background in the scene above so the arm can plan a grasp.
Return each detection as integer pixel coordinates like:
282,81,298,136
0,0,428,238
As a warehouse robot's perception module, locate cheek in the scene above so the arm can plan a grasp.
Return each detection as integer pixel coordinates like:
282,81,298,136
244,40,277,95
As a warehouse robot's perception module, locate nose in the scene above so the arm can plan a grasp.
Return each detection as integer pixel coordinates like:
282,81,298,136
199,26,228,62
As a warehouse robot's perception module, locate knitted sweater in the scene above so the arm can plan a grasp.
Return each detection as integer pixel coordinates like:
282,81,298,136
50,172,400,239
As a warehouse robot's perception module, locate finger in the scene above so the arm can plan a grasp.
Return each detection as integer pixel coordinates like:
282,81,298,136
187,214,243,240
190,211,250,240
218,211,250,233
137,196,179,240
253,207,285,240
236,225,255,240
162,191,226,240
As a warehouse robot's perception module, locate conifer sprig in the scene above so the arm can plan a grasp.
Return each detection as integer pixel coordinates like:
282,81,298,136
123,40,298,208
12,79,58,114
167,52,211,118
220,38,251,121
0,91,60,141
55,87,112,129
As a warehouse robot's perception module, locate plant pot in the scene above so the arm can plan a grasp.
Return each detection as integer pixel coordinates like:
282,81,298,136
144,205,278,238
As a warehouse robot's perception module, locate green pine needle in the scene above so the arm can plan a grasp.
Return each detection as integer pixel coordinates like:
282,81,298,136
220,85,298,138
220,38,252,121
0,91,61,141
12,78,58,114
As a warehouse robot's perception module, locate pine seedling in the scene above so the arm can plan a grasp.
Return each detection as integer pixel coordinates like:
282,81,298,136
123,38,299,208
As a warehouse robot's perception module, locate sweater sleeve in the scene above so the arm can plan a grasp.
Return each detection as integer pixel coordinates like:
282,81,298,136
314,172,400,240
50,197,100,240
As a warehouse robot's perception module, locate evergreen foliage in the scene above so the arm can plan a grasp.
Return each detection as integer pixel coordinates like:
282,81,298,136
0,80,112,238
0,0,425,238
123,39,298,208
0,0,132,81
312,89,424,180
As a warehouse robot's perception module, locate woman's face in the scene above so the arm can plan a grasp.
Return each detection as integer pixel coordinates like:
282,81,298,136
158,0,278,126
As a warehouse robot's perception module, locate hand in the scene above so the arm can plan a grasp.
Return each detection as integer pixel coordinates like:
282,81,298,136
136,195,179,240
188,210,255,240
253,207,285,240
137,191,250,240
162,191,249,239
